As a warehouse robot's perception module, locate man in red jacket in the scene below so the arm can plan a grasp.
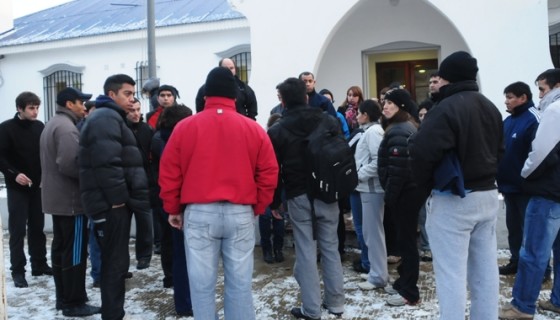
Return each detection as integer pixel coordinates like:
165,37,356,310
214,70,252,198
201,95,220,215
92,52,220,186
159,66,278,320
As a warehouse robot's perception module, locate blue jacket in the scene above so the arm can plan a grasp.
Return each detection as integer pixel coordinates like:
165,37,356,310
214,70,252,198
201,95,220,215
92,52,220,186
496,102,540,194
307,90,337,117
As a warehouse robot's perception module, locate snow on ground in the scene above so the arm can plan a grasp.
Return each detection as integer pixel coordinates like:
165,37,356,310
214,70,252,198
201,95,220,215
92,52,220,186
3,231,560,319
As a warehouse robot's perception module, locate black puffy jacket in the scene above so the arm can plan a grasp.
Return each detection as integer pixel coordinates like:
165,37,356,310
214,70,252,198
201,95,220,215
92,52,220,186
378,121,417,207
79,96,150,219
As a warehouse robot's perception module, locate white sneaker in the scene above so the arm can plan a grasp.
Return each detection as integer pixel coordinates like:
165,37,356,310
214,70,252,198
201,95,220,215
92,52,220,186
358,281,381,290
386,294,407,306
384,285,398,295
360,273,369,280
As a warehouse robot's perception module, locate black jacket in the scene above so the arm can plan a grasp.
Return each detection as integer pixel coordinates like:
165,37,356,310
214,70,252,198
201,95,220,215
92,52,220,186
195,77,258,120
128,120,159,206
267,105,339,209
409,80,504,191
79,96,150,218
378,121,417,207
0,113,44,191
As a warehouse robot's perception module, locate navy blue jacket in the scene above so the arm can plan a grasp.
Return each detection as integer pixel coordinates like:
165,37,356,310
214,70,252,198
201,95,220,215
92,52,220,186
307,90,337,117
496,102,539,194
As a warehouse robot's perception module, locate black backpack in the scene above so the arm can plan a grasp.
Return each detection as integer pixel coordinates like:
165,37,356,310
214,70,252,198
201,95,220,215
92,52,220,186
305,114,358,204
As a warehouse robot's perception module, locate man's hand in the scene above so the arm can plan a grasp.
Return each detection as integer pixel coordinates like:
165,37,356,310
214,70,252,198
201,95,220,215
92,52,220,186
15,173,32,187
271,209,283,220
168,214,183,230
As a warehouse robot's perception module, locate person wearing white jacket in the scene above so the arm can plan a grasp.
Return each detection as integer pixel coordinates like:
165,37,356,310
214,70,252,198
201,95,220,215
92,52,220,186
350,100,388,290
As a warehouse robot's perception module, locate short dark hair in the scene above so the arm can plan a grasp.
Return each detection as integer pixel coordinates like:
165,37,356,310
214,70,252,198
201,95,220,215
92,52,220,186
103,74,135,95
358,100,382,122
418,99,434,112
156,104,193,130
319,88,334,103
504,81,532,102
535,69,560,89
429,72,439,78
298,71,314,80
15,91,41,110
278,78,307,109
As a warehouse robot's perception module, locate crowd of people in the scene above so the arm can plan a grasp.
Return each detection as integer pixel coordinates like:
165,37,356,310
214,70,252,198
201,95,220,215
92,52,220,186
2,51,560,320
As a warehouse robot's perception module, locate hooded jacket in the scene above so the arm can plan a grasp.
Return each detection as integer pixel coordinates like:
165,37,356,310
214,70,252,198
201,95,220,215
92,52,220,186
0,113,44,191
79,95,150,219
40,106,83,215
267,105,339,209
354,122,384,193
409,80,504,192
521,88,560,200
159,97,277,215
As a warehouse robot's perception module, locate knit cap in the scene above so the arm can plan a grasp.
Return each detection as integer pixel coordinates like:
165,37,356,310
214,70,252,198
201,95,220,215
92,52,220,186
204,67,237,99
384,88,417,116
438,51,478,83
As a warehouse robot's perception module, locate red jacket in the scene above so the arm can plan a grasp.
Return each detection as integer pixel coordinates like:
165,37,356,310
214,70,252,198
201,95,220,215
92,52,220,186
159,97,278,215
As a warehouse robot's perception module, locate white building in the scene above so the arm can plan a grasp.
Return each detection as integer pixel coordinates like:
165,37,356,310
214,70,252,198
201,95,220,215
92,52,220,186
0,0,558,125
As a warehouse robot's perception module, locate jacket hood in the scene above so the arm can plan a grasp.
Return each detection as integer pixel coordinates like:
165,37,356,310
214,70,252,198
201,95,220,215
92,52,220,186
55,105,81,124
281,105,324,137
95,95,127,119
538,87,560,113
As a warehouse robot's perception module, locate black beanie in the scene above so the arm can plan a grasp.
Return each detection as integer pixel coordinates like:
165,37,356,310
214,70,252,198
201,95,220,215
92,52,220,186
205,67,237,99
438,51,478,83
158,85,180,99
384,88,417,116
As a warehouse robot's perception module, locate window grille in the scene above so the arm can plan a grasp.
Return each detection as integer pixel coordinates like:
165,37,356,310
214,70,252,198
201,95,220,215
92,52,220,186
135,61,149,97
231,52,251,84
43,71,83,121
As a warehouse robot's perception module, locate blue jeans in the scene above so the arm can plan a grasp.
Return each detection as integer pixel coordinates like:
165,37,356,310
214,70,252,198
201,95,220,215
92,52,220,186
349,192,369,269
89,220,101,283
511,196,560,315
258,207,285,252
183,202,256,320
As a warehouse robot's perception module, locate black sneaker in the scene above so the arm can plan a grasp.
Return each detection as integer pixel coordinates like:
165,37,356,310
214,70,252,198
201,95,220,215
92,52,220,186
177,309,194,317
12,273,28,288
499,262,518,275
137,258,150,270
290,307,320,320
62,304,101,317
163,276,173,288
31,265,53,276
124,271,133,279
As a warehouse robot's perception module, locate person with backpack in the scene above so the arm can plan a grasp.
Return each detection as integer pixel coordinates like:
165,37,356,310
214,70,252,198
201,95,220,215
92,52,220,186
378,88,429,307
352,100,388,291
268,77,348,320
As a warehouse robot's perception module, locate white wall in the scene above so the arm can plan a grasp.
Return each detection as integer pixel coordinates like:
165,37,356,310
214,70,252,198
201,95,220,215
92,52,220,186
0,26,250,123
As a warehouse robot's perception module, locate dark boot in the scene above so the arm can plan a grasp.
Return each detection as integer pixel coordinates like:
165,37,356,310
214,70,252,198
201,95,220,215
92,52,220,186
12,273,28,288
62,304,101,317
274,249,284,263
263,249,274,264
290,307,320,320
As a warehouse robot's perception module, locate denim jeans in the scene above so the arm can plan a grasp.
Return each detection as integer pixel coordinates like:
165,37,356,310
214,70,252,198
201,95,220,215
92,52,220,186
183,202,256,320
258,207,285,252
349,191,369,269
511,196,560,315
427,190,499,320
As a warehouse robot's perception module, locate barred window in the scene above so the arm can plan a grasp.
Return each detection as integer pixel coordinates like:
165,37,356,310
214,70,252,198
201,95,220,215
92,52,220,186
217,44,252,84
41,66,84,121
231,52,251,84
551,32,560,68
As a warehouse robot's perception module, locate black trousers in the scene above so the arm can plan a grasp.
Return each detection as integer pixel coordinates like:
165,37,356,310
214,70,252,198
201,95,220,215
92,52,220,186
52,215,88,309
391,187,430,303
155,206,173,283
383,205,399,257
132,209,153,262
94,206,132,320
7,187,47,274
